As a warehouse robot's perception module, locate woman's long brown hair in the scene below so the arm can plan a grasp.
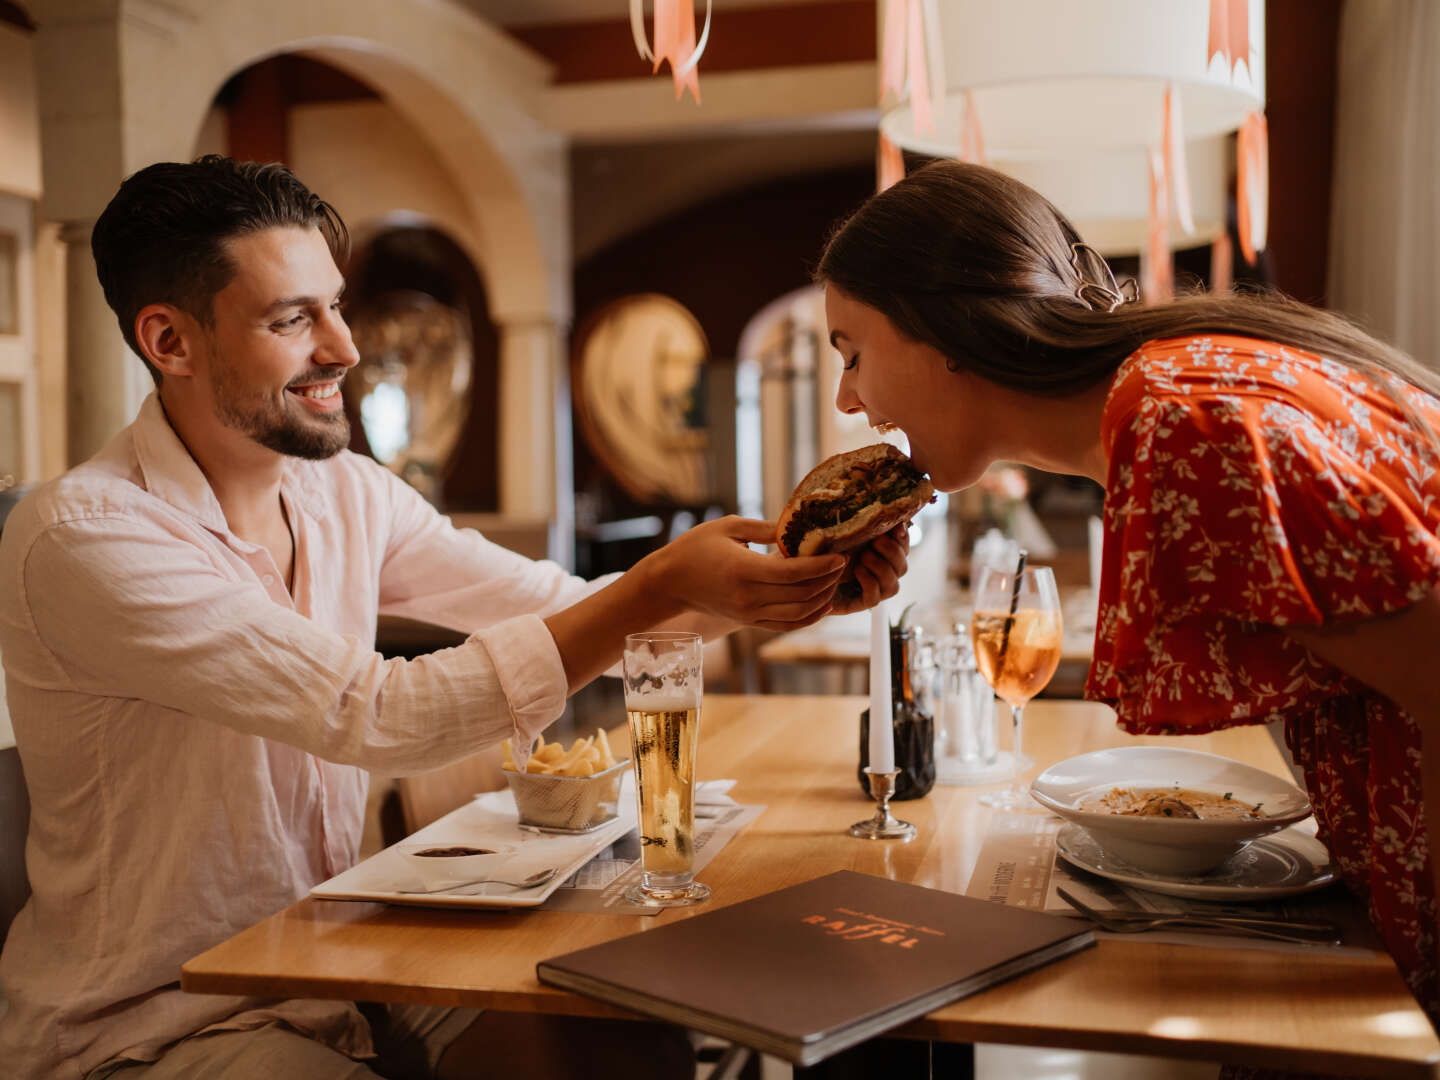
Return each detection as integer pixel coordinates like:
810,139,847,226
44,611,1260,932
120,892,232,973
815,160,1440,403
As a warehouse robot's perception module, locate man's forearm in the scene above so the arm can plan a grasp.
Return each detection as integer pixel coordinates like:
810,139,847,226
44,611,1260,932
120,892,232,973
542,559,685,695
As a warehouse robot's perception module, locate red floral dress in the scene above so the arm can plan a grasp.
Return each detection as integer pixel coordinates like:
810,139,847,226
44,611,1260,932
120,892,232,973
1085,334,1440,1024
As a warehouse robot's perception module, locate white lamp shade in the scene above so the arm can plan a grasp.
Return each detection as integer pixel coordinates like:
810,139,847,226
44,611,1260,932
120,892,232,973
880,0,1265,160
1005,135,1232,257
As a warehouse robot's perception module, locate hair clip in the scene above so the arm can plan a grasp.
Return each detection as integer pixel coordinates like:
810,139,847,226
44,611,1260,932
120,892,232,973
1069,242,1137,312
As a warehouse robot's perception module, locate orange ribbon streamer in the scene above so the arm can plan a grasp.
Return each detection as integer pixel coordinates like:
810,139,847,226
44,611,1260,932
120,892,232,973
651,0,702,103
1236,111,1269,265
1210,230,1233,292
878,133,905,192
881,0,907,101
1208,0,1252,79
906,0,934,136
1144,146,1174,303
1162,83,1195,236
959,90,986,165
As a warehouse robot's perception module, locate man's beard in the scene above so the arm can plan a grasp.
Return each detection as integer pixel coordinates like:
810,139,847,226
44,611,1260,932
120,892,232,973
211,352,350,460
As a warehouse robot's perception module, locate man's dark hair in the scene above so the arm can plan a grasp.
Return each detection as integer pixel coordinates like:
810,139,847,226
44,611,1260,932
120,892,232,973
91,155,349,385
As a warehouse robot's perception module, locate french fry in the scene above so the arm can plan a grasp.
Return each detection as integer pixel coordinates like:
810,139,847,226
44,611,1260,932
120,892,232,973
504,729,622,775
556,737,593,773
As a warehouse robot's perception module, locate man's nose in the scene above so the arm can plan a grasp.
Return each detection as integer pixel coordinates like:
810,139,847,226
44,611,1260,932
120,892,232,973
319,308,360,369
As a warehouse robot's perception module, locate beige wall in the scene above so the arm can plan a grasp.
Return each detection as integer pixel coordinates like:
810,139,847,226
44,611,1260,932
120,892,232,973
287,101,487,279
0,25,40,200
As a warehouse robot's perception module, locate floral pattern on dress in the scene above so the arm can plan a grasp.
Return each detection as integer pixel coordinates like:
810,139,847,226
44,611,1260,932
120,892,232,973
1085,335,1440,1023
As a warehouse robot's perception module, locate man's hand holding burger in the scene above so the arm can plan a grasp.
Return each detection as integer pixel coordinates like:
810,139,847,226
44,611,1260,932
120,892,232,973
637,515,847,632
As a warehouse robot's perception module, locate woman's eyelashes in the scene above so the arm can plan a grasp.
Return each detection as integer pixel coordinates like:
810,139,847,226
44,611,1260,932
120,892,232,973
843,353,859,371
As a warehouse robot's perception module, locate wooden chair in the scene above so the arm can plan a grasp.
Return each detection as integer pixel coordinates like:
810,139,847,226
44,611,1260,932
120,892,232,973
393,742,509,837
706,628,775,694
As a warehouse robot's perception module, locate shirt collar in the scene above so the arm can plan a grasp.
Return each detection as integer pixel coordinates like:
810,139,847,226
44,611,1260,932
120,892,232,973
132,393,331,533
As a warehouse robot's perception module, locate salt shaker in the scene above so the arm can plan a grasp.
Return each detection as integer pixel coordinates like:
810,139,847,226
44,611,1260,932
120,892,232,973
935,624,1000,783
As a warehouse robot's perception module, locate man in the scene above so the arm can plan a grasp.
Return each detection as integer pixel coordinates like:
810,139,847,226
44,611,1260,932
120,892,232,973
0,157,909,1079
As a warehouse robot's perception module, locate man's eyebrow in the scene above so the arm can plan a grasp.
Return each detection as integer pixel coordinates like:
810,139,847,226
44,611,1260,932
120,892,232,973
263,286,346,317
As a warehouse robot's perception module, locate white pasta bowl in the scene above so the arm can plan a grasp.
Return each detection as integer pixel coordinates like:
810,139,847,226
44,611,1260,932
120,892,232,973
1029,747,1313,876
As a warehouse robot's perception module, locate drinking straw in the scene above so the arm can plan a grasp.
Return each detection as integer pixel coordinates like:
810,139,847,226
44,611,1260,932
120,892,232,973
996,548,1028,671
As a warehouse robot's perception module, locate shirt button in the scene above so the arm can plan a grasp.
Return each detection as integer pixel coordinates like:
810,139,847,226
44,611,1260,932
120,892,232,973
263,574,275,586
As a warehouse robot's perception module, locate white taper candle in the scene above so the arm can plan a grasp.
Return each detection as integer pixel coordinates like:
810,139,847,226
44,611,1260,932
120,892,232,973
868,602,895,773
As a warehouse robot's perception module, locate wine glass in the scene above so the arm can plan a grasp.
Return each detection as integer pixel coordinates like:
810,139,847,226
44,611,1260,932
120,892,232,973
971,564,1062,811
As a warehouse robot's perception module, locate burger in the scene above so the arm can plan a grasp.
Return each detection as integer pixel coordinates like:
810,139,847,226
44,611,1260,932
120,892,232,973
775,444,935,559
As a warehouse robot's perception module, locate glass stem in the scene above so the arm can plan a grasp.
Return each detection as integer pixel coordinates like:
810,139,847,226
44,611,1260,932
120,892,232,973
1010,704,1025,782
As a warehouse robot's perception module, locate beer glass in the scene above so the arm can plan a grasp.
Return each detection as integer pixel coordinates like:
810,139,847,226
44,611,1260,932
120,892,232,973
622,631,709,906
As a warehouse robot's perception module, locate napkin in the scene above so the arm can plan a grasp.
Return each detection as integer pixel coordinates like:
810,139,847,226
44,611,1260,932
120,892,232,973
696,779,739,818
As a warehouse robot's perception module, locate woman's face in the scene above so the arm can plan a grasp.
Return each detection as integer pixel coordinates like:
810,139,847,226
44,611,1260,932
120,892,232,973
825,285,1000,493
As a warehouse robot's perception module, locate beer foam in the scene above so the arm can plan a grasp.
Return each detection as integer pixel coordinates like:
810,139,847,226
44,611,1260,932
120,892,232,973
624,693,700,712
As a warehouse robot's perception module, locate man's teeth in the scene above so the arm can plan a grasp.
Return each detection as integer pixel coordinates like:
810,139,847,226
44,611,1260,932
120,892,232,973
293,383,339,400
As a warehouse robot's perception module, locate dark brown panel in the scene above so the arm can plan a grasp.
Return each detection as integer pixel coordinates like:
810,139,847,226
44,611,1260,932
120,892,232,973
509,0,875,84
1264,0,1343,306
0,2,35,32
224,61,290,165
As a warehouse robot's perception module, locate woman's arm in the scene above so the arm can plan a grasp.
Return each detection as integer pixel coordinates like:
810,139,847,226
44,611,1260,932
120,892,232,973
1284,586,1440,940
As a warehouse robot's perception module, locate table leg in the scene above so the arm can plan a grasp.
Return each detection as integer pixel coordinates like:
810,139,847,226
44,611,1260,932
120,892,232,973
794,1038,974,1079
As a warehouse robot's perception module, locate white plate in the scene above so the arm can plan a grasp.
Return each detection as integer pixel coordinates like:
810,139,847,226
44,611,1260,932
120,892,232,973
1054,822,1337,902
311,789,634,909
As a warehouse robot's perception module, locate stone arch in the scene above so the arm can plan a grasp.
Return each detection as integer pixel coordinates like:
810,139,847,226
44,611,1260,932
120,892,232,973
116,0,565,325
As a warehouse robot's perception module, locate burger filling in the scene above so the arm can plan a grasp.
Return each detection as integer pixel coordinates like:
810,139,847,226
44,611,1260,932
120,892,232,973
781,457,926,554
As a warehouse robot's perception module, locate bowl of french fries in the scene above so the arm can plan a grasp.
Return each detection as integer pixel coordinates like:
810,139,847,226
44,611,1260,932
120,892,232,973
501,729,630,833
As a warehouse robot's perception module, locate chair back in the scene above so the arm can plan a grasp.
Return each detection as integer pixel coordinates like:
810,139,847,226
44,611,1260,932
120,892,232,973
394,743,508,835
0,657,30,945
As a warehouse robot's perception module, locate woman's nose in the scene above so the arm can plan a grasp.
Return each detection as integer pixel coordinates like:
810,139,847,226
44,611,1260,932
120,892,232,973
835,371,863,415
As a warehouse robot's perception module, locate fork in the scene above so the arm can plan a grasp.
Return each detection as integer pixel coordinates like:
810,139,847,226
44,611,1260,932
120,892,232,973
1056,888,1342,945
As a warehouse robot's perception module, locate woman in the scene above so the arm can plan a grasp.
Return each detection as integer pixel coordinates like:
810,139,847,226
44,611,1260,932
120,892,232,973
816,160,1440,1029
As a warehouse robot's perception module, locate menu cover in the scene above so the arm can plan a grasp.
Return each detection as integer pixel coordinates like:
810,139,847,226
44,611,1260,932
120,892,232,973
536,869,1094,1066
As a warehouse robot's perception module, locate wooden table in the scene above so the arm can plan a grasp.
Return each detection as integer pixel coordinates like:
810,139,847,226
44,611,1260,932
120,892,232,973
182,697,1440,1077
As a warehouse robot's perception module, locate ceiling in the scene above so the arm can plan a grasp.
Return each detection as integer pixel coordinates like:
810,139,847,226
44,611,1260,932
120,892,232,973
457,0,838,27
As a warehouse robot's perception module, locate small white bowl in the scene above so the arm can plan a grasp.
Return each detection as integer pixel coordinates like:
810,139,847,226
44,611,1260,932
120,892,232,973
396,839,518,891
1030,747,1312,876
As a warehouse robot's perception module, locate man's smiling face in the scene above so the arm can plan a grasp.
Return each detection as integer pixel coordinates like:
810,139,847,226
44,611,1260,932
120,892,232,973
201,226,359,460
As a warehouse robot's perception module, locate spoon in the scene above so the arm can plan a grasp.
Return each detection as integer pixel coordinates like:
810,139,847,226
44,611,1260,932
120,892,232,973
400,867,558,895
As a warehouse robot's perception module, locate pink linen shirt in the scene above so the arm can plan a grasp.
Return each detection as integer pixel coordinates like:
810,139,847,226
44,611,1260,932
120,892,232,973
0,395,607,1080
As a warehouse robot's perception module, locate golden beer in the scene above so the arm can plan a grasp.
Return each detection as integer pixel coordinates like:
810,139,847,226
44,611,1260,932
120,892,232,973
622,630,709,906
627,704,700,879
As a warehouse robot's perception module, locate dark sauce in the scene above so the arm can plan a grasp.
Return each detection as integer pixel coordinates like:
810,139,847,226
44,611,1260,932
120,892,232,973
414,846,495,858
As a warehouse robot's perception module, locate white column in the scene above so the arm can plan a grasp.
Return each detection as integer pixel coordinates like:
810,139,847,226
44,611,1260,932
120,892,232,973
496,317,575,569
59,221,145,465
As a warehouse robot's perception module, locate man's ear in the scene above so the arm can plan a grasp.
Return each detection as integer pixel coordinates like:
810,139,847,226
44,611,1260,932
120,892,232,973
134,304,200,379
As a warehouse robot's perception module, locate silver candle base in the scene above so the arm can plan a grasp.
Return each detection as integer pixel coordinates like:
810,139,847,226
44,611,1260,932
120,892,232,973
849,768,917,841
